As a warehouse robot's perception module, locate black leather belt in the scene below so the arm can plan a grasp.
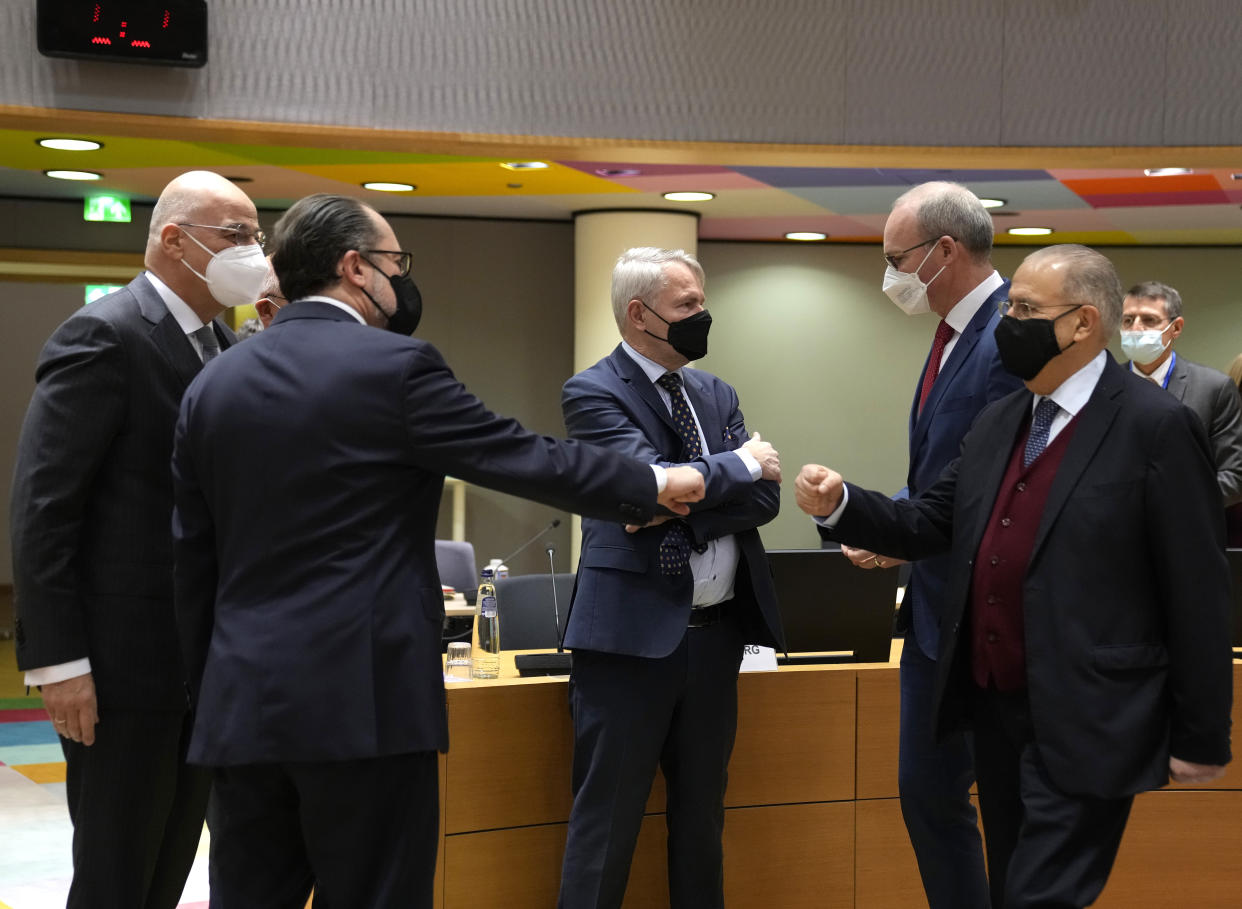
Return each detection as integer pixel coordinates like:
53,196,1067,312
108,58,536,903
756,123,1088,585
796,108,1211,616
688,600,729,628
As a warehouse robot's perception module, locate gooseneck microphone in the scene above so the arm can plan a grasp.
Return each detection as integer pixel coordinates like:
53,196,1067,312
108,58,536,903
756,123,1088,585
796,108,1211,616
513,540,574,677
547,545,565,653
500,518,561,566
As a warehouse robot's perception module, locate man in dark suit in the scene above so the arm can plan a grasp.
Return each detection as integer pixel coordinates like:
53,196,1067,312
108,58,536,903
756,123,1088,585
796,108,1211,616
1120,279,1242,504
10,170,267,909
557,247,785,909
834,181,1020,909
796,244,1232,909
171,195,705,909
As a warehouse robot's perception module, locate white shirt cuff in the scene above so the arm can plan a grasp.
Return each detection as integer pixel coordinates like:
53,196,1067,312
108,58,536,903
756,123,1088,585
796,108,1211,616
811,484,850,529
733,447,761,480
651,464,667,493
25,658,92,687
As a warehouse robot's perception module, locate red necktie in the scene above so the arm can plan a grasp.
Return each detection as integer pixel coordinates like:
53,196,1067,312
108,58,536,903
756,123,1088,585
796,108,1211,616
917,320,954,414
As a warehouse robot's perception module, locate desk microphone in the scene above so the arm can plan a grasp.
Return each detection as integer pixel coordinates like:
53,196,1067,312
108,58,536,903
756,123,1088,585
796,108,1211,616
513,541,574,677
499,518,561,567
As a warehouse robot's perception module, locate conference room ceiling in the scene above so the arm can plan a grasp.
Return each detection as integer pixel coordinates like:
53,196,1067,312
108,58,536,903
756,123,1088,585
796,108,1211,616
6,126,1242,245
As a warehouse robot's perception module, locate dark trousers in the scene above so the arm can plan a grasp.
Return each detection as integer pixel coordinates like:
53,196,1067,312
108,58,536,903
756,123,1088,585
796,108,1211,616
558,613,745,909
972,688,1133,909
898,634,990,909
206,750,439,909
61,708,211,909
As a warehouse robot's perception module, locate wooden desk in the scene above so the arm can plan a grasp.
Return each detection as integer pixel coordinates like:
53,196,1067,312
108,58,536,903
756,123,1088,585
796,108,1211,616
434,653,1242,908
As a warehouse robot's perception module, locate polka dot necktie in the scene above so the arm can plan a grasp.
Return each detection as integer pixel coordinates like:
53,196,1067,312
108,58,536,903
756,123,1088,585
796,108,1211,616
655,372,706,577
1023,397,1060,468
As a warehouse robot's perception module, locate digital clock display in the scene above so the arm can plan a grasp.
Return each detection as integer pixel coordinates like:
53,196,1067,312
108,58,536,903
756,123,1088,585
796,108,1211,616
38,1,208,68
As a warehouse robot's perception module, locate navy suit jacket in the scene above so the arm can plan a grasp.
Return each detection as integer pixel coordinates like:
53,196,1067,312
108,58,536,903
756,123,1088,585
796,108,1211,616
901,280,1022,656
11,274,233,711
172,303,660,766
834,356,1233,798
561,345,784,659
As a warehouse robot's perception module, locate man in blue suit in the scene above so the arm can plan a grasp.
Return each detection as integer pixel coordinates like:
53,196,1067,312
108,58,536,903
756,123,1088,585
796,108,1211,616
557,248,785,909
171,197,706,909
837,182,1022,909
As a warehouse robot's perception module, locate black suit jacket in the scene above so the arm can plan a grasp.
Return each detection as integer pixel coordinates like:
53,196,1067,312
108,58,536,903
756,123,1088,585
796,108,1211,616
10,274,233,711
1164,354,1242,506
172,302,659,766
834,355,1233,798
561,345,784,658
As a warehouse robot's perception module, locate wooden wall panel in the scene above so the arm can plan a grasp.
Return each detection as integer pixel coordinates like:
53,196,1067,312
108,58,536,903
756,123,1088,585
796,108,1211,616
856,668,900,800
444,681,574,833
729,669,857,807
1095,790,1242,909
855,798,927,909
724,802,855,909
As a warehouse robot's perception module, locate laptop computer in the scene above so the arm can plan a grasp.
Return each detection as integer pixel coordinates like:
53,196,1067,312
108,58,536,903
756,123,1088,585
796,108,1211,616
766,549,899,665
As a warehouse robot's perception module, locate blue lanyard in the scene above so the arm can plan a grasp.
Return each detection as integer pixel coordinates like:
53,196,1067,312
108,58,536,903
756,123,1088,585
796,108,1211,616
1160,351,1176,390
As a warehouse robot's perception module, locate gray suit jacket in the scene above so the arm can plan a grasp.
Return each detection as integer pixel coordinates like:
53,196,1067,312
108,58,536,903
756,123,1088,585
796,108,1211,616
10,274,233,711
1165,355,1242,506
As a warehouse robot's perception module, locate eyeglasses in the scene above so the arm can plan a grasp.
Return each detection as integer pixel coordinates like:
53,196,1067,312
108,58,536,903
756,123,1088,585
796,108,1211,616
998,300,1083,320
883,237,941,270
178,222,267,250
1120,313,1171,330
259,294,286,309
362,249,413,277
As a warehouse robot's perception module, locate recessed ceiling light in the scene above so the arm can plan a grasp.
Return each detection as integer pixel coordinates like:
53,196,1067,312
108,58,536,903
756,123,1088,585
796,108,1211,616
500,161,549,171
979,198,1006,209
663,191,715,202
785,231,827,241
361,181,415,192
44,169,102,181
596,167,641,177
37,137,103,151
1143,168,1192,177
1008,226,1053,236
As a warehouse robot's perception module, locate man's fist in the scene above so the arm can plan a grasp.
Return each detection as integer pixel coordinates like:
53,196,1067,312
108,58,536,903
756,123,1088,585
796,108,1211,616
795,463,844,517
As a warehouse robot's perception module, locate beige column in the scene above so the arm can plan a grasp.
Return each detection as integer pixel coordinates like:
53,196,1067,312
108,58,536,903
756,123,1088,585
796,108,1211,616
571,210,699,565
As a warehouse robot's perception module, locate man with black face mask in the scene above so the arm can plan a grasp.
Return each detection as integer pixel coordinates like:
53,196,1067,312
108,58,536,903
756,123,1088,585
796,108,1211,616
795,244,1232,909
557,247,786,909
170,197,707,909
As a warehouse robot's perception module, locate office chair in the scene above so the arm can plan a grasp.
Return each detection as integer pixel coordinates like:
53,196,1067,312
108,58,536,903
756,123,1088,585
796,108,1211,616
435,539,478,603
495,573,576,650
436,539,478,652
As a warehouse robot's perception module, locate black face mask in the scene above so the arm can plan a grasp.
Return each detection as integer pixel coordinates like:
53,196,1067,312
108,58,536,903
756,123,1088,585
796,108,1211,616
360,256,423,335
642,303,712,361
993,305,1082,381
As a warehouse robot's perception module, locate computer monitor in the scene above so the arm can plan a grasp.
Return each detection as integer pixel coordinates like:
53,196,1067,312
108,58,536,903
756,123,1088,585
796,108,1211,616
766,549,898,664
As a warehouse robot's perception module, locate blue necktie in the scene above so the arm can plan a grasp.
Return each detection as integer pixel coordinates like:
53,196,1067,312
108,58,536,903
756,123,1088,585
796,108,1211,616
655,372,705,577
1023,397,1060,468
193,324,220,364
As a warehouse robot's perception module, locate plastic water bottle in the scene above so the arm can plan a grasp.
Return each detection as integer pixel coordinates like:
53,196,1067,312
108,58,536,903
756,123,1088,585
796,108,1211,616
472,568,500,679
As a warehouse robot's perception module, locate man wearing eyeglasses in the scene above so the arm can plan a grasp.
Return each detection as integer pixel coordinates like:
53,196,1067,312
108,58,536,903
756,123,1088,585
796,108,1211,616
798,244,1232,908
829,181,1020,909
10,170,268,909
170,194,706,908
1119,280,1242,505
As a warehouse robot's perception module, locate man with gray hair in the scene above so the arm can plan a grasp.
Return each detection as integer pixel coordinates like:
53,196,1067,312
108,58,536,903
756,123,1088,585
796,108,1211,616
796,244,1232,908
1120,279,1242,504
557,247,785,908
835,180,1020,909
